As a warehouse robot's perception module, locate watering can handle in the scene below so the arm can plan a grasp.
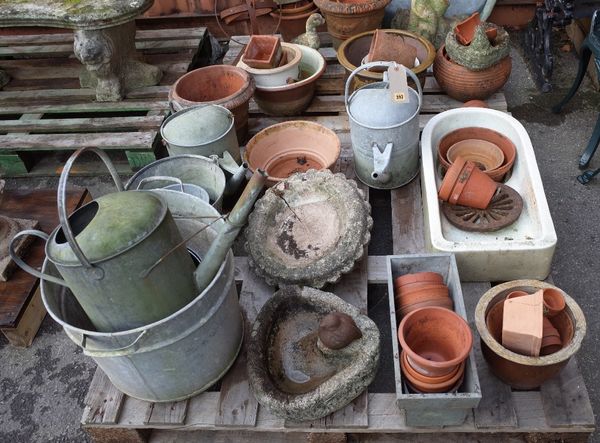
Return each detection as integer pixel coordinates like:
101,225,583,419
8,230,68,286
344,61,423,112
57,147,124,275
136,176,184,192
79,330,148,357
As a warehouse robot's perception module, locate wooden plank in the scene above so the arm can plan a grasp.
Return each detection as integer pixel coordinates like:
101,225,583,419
511,391,549,429
0,116,164,132
215,268,274,427
82,370,125,425
0,100,168,115
391,179,425,254
540,358,595,427
0,131,157,151
144,401,189,426
0,287,46,347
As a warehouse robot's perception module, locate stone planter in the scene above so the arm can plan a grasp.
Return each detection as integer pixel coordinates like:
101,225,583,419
314,0,390,48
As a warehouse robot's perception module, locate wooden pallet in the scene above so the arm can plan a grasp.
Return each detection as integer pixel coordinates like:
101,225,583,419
80,35,595,442
0,27,209,177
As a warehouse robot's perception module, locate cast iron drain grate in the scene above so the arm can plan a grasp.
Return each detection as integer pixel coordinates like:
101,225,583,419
441,184,523,232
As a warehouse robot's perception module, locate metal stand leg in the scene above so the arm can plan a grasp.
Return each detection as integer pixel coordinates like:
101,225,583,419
552,45,592,113
579,112,600,169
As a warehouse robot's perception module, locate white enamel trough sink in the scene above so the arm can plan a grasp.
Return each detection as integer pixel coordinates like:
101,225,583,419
420,108,557,282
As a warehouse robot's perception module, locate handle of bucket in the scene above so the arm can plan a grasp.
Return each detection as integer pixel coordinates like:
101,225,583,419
344,61,423,113
9,230,68,286
57,147,124,278
79,329,148,357
136,176,184,192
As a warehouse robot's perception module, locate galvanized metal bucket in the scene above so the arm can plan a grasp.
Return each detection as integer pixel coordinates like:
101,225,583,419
40,192,243,402
9,148,198,333
160,104,241,163
346,61,423,189
125,154,228,210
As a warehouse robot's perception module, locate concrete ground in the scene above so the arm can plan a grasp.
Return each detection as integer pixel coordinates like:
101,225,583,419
1,32,599,442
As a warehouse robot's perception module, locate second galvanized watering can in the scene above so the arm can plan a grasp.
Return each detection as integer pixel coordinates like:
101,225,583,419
9,148,198,333
346,61,423,189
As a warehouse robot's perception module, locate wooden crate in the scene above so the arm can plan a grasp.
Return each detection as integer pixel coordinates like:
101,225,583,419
79,34,595,442
0,27,209,177
387,253,482,427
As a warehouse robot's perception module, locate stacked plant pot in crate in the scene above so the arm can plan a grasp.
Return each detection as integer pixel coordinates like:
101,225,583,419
386,253,481,427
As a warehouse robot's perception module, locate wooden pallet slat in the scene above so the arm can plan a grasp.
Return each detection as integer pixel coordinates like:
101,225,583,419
82,370,125,425
144,401,189,426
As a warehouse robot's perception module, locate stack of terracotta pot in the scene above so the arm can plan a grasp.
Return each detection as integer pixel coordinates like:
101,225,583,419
493,288,567,357
433,12,512,102
270,0,320,41
398,307,473,393
393,272,453,319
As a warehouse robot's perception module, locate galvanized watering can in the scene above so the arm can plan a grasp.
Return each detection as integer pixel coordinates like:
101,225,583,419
9,148,199,333
346,61,423,189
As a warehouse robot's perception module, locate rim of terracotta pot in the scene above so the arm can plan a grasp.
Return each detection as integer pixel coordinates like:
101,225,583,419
279,0,315,14
255,46,326,92
437,126,517,181
270,6,318,18
398,306,473,370
239,43,303,76
543,288,566,316
245,120,341,183
170,65,255,109
337,29,435,80
314,0,390,15
438,156,466,201
398,298,453,317
401,351,465,391
476,280,586,366
395,271,443,287
401,350,463,384
447,139,505,172
448,160,476,205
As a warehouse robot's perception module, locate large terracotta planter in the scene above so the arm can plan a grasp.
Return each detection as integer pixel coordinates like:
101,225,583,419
253,45,326,116
314,0,390,49
398,306,473,377
169,65,255,144
437,126,517,182
245,120,341,186
433,45,511,102
476,280,586,390
338,29,434,93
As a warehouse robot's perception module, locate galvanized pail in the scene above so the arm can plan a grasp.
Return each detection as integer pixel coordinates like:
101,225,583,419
41,192,243,402
10,148,198,333
346,61,423,189
160,105,241,162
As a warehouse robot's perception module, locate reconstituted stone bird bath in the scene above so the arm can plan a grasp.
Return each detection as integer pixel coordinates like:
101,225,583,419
247,286,380,422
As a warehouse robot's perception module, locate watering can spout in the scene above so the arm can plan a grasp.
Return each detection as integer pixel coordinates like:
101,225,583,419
215,152,249,196
193,169,268,292
371,142,393,184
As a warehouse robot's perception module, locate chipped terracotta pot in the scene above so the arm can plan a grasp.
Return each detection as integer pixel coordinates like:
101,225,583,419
245,120,341,186
367,29,417,68
314,0,391,49
338,29,434,92
169,65,255,144
433,45,511,102
454,12,497,46
543,288,566,317
437,126,517,182
398,306,473,377
253,45,326,116
446,139,505,172
447,159,500,209
476,280,586,390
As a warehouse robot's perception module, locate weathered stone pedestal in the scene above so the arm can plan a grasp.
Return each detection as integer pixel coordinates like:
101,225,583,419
75,21,162,101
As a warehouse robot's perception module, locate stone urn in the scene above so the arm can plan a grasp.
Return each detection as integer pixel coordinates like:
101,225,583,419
314,0,391,48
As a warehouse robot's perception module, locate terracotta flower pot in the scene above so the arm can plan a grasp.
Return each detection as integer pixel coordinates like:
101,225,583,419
448,160,499,209
477,280,585,390
401,350,465,393
433,45,511,102
245,120,341,186
505,290,529,300
398,297,454,318
314,0,390,49
242,35,283,69
395,271,443,288
398,306,473,377
438,156,466,202
543,288,566,317
462,99,488,108
366,29,417,68
437,126,517,182
453,12,498,46
280,0,316,15
540,317,563,356
401,350,463,384
338,29,435,93
253,45,326,116
446,139,505,172
169,65,255,144
269,7,320,41
397,283,449,300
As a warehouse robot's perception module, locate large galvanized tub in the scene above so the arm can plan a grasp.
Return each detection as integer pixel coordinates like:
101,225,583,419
420,108,557,281
41,194,242,402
